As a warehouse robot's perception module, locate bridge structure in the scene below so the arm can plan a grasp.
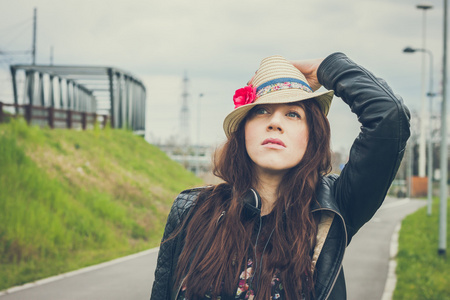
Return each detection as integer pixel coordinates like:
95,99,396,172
9,64,146,132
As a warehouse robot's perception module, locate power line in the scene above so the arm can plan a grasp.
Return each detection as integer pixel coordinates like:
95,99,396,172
0,53,30,69
0,49,31,55
0,18,33,49
1,27,32,50
0,17,32,33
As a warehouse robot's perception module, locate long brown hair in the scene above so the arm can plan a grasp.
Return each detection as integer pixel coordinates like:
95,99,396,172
174,99,331,299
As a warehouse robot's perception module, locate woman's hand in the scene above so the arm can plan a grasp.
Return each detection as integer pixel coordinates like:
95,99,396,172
290,58,324,91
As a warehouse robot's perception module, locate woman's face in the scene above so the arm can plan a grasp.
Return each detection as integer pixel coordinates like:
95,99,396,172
244,103,309,176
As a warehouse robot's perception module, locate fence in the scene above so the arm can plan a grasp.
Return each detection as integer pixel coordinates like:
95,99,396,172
10,65,146,131
0,102,108,130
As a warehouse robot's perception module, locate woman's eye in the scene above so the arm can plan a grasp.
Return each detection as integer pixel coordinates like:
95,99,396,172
255,107,269,115
287,111,301,118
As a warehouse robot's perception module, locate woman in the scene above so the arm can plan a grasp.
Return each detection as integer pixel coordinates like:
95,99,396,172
150,53,410,300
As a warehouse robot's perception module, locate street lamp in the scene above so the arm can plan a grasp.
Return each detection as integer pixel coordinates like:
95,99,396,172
403,46,435,215
416,4,433,179
417,4,433,10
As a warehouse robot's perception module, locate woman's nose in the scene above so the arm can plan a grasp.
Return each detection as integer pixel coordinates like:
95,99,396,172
267,113,284,133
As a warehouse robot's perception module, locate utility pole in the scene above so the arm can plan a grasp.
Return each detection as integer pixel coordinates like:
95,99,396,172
32,8,37,65
196,93,204,176
439,0,448,256
180,72,190,147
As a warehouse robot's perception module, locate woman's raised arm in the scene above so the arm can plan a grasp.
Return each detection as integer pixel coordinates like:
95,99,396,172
304,52,410,239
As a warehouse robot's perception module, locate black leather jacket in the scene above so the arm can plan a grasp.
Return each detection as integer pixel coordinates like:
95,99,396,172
150,53,411,300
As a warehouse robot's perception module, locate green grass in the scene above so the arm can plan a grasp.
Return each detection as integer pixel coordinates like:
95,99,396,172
0,119,203,290
394,197,450,300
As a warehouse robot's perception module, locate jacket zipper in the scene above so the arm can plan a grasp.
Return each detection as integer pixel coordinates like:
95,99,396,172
173,277,185,300
311,208,348,300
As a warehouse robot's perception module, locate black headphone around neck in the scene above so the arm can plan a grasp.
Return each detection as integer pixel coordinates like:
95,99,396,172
242,188,262,219
216,188,262,225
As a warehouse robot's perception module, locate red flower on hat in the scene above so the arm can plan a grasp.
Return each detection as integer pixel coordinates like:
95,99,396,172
233,85,257,109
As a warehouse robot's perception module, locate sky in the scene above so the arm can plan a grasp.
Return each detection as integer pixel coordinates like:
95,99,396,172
0,0,445,154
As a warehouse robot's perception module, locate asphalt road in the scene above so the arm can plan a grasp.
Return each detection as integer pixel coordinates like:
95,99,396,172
0,249,158,300
0,197,425,300
344,197,425,300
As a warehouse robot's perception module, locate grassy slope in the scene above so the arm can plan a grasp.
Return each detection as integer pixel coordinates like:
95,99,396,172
0,119,203,290
394,197,450,300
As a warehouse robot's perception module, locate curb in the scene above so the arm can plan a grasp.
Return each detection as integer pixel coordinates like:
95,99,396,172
0,247,159,297
381,222,401,300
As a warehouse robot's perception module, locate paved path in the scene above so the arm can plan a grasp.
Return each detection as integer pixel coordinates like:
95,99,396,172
0,250,158,300
0,197,425,300
344,197,425,300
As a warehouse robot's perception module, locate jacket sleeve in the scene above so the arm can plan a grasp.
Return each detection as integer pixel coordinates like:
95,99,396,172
150,190,198,300
317,52,411,239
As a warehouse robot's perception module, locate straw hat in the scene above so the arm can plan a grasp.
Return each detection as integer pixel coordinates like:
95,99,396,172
223,55,334,138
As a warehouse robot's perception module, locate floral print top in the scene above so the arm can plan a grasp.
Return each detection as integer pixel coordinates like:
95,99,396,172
177,258,285,299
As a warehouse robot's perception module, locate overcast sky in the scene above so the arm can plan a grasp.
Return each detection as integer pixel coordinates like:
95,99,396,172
0,0,444,154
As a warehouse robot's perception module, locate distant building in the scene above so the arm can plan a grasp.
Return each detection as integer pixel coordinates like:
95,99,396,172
156,144,214,177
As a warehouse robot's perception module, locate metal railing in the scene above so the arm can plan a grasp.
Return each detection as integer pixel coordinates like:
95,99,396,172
9,65,146,132
0,102,108,130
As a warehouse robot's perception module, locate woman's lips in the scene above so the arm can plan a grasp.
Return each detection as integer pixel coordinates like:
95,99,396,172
262,138,286,148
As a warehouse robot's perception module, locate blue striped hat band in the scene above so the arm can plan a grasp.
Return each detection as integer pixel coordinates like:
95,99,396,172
255,77,313,99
